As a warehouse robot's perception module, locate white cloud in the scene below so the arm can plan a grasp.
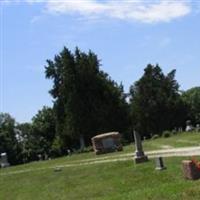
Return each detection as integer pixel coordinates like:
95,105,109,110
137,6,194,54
45,0,191,23
2,0,192,23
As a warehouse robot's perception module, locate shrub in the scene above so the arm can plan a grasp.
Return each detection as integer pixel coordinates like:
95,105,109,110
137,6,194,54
162,131,171,138
121,138,129,145
77,146,93,153
152,134,159,140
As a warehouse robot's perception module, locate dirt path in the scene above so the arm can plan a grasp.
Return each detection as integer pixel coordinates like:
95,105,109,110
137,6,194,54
1,146,200,176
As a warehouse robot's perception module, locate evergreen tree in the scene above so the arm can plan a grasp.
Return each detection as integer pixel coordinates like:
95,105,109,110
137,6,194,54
45,47,130,148
130,64,186,137
182,87,200,124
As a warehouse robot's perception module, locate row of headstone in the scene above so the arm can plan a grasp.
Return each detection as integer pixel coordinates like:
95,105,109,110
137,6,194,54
196,124,200,132
185,124,200,132
185,120,200,132
0,153,10,168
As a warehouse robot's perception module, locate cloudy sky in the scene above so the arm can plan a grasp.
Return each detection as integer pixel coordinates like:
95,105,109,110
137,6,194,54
1,0,200,122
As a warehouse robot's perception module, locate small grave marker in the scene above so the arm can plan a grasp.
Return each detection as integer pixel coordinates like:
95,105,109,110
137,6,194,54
54,167,62,172
0,153,10,168
155,157,166,170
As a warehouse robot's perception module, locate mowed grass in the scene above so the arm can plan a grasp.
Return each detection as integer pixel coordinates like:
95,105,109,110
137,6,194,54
1,157,200,200
1,132,200,200
1,132,200,173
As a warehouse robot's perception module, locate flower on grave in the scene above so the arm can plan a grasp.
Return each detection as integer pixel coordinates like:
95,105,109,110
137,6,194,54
191,157,200,170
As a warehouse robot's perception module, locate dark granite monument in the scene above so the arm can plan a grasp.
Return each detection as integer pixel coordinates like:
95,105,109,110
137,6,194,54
133,131,148,164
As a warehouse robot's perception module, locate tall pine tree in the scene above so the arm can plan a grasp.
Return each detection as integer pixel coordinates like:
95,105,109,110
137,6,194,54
45,47,130,149
130,64,186,137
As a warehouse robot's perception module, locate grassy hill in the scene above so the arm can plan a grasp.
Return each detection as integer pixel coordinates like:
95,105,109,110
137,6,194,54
1,132,200,200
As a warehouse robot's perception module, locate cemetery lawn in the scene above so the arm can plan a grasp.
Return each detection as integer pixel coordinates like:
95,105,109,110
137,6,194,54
1,157,200,200
1,132,200,200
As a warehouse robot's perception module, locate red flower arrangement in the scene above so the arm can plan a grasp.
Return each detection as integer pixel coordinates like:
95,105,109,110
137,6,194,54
191,157,200,170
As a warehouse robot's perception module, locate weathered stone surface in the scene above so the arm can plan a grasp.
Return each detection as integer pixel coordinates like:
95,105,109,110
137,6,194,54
91,132,123,155
155,157,166,170
133,131,148,164
182,160,200,180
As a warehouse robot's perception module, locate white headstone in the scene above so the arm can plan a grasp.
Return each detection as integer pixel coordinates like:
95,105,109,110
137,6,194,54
1,153,10,168
155,157,166,170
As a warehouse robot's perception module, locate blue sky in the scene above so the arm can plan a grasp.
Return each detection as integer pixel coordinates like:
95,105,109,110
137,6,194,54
1,0,200,123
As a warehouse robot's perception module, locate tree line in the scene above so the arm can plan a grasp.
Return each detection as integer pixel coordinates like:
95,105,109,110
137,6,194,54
1,46,200,165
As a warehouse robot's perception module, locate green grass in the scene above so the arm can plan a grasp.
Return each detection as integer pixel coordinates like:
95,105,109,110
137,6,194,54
1,132,200,174
1,157,200,200
1,132,200,200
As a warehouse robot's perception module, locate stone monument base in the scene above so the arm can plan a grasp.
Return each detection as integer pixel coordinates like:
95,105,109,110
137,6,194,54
155,167,167,171
135,155,148,164
155,166,166,170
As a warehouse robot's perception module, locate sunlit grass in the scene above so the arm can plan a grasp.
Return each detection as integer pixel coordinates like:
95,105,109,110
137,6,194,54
1,157,200,200
1,132,200,200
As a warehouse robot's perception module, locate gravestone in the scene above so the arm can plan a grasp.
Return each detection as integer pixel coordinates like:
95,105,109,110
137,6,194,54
67,149,72,156
133,131,148,164
182,160,200,180
102,138,115,149
155,157,166,170
79,134,86,151
37,154,42,161
91,132,123,155
178,127,183,132
196,124,200,132
54,167,62,172
0,153,10,168
186,120,193,132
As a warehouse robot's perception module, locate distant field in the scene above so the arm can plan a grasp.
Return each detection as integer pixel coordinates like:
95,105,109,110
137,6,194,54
1,132,200,200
